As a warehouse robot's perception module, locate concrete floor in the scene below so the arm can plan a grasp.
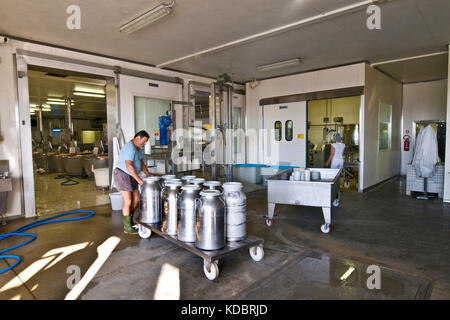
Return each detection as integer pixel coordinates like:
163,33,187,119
0,177,448,300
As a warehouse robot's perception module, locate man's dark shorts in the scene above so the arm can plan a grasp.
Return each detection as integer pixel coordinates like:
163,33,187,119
114,168,139,192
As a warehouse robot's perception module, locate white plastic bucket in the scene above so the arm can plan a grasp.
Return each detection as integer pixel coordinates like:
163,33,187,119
93,167,110,188
109,192,123,211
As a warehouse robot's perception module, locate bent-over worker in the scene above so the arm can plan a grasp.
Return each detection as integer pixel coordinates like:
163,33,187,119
114,130,152,234
325,133,345,169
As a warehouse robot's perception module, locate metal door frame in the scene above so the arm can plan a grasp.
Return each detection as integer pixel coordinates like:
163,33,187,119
14,52,117,218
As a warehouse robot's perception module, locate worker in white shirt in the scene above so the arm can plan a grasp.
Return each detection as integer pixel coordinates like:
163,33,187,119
325,133,345,169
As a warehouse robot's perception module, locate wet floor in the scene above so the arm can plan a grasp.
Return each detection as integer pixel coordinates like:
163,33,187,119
34,172,110,216
236,250,431,299
0,177,447,300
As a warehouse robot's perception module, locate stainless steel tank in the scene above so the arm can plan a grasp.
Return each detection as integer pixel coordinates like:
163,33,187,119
177,184,201,243
63,155,84,176
342,124,360,146
46,152,59,172
48,153,66,173
162,180,182,235
82,156,95,178
222,182,247,242
139,176,162,224
195,189,226,250
33,152,48,170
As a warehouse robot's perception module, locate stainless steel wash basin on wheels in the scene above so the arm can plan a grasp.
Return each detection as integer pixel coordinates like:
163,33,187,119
265,168,342,234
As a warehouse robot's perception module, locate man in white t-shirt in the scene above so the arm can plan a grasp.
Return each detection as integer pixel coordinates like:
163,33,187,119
325,133,345,169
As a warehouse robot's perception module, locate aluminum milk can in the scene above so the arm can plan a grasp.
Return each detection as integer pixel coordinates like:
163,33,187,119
177,184,201,242
195,190,226,251
139,176,162,224
162,180,182,235
161,174,176,188
222,182,247,241
203,181,222,192
190,178,205,187
181,175,196,184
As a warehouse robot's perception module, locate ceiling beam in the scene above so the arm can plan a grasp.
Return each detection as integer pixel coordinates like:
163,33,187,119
370,51,448,67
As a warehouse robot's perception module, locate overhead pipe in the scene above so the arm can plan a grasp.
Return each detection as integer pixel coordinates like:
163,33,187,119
210,82,217,180
370,51,448,67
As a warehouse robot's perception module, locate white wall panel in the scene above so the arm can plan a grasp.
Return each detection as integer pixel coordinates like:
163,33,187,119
119,74,183,141
444,47,450,202
246,63,365,164
363,65,403,190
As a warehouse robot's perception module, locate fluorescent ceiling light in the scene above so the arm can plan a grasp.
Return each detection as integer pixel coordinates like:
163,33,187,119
47,101,67,105
340,267,355,281
73,91,105,98
120,1,175,34
47,98,65,102
257,58,302,72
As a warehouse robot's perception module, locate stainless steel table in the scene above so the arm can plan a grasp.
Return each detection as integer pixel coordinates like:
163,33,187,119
138,222,264,280
265,168,342,234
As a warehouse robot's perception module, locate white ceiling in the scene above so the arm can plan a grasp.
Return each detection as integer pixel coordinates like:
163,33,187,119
1,0,448,83
375,53,448,83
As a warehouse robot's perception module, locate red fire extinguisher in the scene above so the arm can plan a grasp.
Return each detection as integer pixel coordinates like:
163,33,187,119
403,135,410,151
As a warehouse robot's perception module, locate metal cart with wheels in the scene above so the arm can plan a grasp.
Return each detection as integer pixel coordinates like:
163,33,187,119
265,168,342,234
138,222,264,280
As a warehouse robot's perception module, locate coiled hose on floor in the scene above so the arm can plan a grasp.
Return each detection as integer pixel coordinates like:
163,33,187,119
54,174,81,186
0,210,95,274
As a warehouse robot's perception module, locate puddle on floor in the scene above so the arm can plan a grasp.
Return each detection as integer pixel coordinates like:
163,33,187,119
237,250,432,300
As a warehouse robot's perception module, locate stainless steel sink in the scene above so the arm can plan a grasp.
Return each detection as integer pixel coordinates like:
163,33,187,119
0,178,12,192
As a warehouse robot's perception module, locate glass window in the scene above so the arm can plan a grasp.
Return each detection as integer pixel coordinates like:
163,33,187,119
379,102,392,150
274,121,282,141
134,96,170,146
285,120,293,141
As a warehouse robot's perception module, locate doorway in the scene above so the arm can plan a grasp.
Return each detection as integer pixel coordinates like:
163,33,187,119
307,96,361,191
25,65,114,216
262,101,307,167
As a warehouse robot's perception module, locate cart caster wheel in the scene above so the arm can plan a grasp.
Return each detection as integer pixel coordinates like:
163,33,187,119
333,199,340,207
320,224,331,234
265,219,274,227
203,260,219,281
138,225,151,239
249,245,264,262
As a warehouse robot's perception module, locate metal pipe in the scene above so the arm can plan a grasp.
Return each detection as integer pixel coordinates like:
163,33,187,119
226,85,233,182
170,101,178,175
66,98,73,136
38,105,44,135
370,51,448,67
210,82,217,180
